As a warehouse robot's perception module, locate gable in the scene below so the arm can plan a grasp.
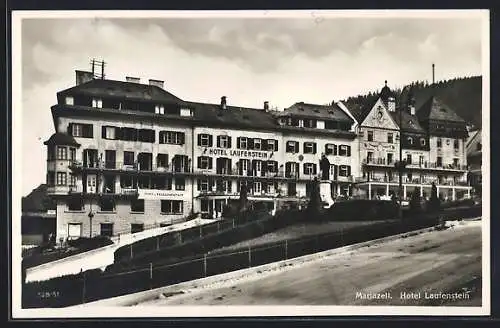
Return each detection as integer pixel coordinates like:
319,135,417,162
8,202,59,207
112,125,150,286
361,98,399,130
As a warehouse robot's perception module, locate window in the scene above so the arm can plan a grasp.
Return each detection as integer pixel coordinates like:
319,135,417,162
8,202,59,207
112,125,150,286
454,139,459,150
67,197,83,211
180,108,192,117
99,197,115,212
105,150,116,169
421,138,426,146
216,179,232,193
453,158,459,167
286,141,299,153
56,172,67,185
198,134,213,147
266,139,278,152
159,131,185,145
120,175,136,189
367,131,374,141
69,148,76,161
197,156,213,170
121,128,138,141
303,142,317,154
102,126,117,140
124,151,135,166
387,133,393,143
157,153,168,168
175,177,185,191
387,153,394,164
367,151,373,163
131,224,144,234
92,98,103,108
198,179,210,192
201,199,209,212
138,129,155,143
338,145,351,157
166,177,173,190
100,223,113,237
161,200,184,214
304,119,317,128
477,142,482,151
287,182,297,196
155,105,165,114
237,137,248,149
266,161,278,173
285,162,299,178
57,146,67,160
437,138,442,148
437,156,443,167
303,163,317,175
131,199,145,213
253,181,262,194
407,137,413,145
69,123,93,138
65,96,74,105
217,135,232,148
339,165,351,177
419,156,424,165
406,154,412,164
69,174,76,187
253,138,262,150
325,144,337,155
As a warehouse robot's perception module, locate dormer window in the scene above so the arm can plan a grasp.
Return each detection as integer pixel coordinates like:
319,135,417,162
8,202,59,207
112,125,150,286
155,105,165,115
92,98,103,108
407,137,413,145
65,96,74,105
180,108,192,117
420,138,426,146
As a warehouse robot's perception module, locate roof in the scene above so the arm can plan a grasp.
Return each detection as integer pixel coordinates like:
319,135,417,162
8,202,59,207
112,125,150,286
416,95,467,123
58,79,183,104
187,101,279,130
466,129,482,156
281,102,354,123
390,110,425,134
22,184,56,213
43,133,80,147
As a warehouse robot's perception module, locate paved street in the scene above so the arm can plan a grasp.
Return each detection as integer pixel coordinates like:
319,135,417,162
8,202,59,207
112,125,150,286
138,221,482,306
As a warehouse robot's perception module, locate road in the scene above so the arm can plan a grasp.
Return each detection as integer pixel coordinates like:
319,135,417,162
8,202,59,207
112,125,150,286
137,221,482,306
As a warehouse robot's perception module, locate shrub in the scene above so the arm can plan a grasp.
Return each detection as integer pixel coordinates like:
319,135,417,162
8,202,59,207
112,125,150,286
409,189,422,214
427,182,441,213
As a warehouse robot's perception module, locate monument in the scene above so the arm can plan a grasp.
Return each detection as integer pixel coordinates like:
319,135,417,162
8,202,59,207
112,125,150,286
318,154,335,208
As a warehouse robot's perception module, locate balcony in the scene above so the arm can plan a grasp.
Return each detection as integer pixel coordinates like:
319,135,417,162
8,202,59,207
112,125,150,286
70,161,192,174
363,158,467,172
363,157,394,167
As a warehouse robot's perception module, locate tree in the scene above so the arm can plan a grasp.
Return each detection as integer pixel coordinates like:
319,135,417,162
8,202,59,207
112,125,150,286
409,188,422,214
306,178,322,218
427,182,441,212
238,183,249,212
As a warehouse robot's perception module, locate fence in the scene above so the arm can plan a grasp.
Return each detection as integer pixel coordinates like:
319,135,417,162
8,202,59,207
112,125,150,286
22,204,481,308
113,209,273,263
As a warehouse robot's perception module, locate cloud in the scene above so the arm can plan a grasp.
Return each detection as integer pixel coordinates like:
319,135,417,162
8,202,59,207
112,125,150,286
18,14,484,195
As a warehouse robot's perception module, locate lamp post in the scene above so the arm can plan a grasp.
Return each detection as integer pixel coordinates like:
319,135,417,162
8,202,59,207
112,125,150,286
395,107,406,221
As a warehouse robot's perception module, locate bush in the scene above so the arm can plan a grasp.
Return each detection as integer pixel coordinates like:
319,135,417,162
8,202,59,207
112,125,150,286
324,200,398,221
409,189,422,214
67,236,113,249
427,182,441,213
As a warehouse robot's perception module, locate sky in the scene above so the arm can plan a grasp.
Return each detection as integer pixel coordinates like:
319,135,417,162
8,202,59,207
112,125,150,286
17,11,485,197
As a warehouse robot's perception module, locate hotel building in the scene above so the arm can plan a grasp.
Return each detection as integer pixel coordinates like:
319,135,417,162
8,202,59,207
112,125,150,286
44,70,358,241
349,82,471,201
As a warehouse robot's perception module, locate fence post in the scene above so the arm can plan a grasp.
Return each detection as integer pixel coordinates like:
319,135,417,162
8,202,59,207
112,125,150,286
81,270,86,304
200,225,202,238
130,244,133,259
203,253,207,277
217,222,220,232
156,237,160,251
232,218,235,229
149,263,153,289
178,232,183,244
285,240,288,260
248,245,252,268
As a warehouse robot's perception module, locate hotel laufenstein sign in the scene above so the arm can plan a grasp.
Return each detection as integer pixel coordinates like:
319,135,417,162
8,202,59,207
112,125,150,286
203,147,273,159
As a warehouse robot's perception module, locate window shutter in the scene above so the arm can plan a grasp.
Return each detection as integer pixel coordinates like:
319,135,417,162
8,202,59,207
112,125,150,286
303,163,307,174
248,138,254,150
334,145,338,156
347,166,351,176
208,157,213,169
313,164,317,175
179,132,185,145
274,140,278,152
227,136,232,149
197,179,201,191
217,136,221,148
208,135,213,147
197,134,202,146
285,162,291,173
237,137,241,149
159,131,164,144
313,143,317,154
347,145,351,157
295,141,299,153
197,157,202,169
116,127,122,140
101,126,107,139
303,142,307,152
68,123,73,136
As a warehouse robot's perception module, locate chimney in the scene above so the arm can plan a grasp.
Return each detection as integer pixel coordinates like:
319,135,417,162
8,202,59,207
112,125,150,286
264,101,269,111
409,106,416,116
75,70,94,86
126,76,141,84
432,63,435,85
220,96,227,110
149,79,164,89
